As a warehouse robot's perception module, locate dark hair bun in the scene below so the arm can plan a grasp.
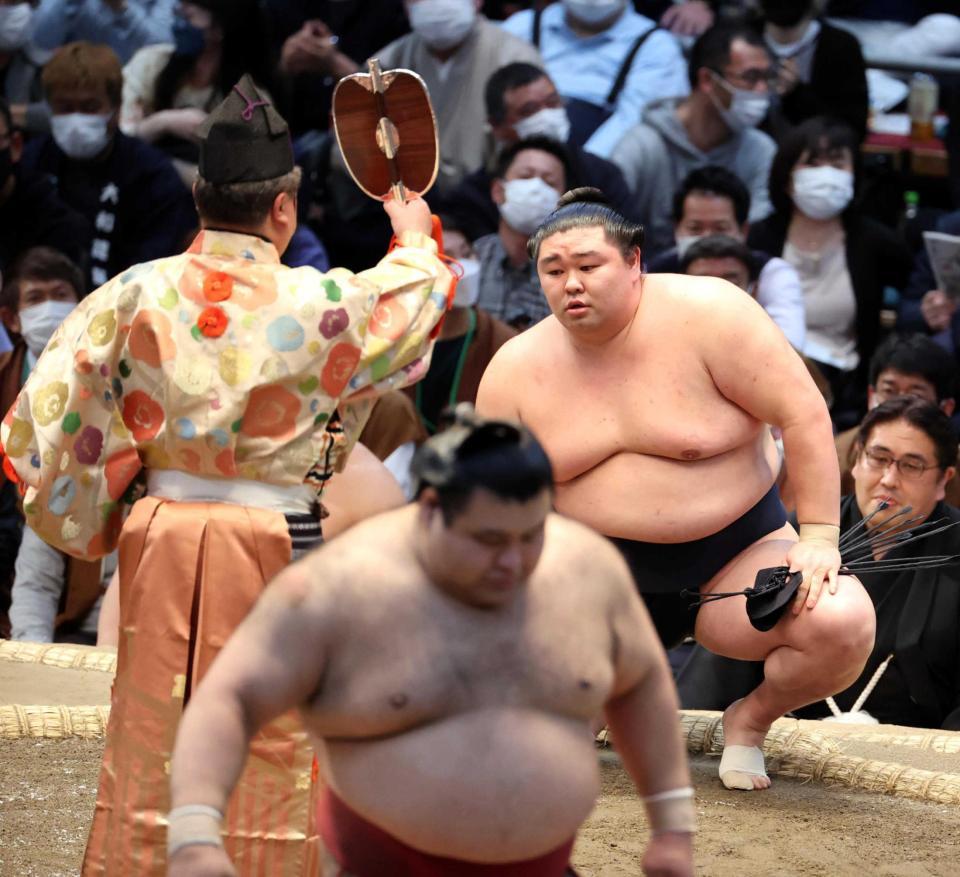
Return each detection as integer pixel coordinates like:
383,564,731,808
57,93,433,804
556,187,611,209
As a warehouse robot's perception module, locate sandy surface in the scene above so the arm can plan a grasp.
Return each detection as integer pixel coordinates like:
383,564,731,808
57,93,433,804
2,660,960,876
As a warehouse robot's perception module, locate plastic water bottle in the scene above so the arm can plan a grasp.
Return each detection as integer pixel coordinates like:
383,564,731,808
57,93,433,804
908,74,938,141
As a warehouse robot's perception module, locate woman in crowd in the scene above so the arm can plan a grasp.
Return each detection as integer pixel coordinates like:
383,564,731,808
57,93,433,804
120,0,269,184
748,116,912,429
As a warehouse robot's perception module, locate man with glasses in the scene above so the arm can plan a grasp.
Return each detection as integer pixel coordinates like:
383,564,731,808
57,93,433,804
794,396,960,728
611,22,777,257
835,334,959,506
679,396,960,730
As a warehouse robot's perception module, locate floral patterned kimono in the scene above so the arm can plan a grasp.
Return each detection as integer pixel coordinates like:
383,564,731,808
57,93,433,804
1,228,452,875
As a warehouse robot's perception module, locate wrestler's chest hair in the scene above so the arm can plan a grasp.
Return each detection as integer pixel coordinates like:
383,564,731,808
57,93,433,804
305,564,616,737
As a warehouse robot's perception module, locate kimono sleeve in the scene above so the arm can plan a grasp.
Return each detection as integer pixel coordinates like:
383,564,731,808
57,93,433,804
0,297,141,560
346,229,453,398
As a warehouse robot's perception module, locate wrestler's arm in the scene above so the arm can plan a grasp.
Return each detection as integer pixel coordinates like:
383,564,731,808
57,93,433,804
168,563,335,872
475,338,523,421
698,281,841,609
600,540,694,877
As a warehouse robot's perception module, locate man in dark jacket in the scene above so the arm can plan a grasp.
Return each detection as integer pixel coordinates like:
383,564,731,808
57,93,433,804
436,62,640,242
760,0,869,140
21,42,195,291
0,97,89,272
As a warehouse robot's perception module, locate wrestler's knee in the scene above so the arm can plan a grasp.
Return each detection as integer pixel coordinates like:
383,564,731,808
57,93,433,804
801,576,875,677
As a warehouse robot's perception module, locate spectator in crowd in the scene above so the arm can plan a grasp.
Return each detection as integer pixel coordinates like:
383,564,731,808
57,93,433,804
825,0,960,59
408,216,517,435
898,208,960,363
0,97,89,272
835,333,959,506
121,0,271,185
438,61,637,241
680,232,756,289
679,397,960,728
475,136,569,329
375,0,542,193
798,398,960,729
759,0,868,140
22,42,196,290
31,0,177,63
267,0,409,136
649,165,805,349
612,22,777,257
501,0,689,157
0,246,85,639
10,528,114,643
0,0,51,135
748,116,912,429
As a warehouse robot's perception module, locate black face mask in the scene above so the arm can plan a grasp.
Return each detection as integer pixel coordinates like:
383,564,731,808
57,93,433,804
0,147,13,189
762,0,813,28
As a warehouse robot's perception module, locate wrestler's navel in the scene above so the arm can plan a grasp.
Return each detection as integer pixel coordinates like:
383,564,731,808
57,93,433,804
389,693,409,709
681,449,701,460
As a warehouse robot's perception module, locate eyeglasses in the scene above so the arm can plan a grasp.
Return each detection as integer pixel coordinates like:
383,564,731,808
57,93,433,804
713,68,779,90
861,448,941,480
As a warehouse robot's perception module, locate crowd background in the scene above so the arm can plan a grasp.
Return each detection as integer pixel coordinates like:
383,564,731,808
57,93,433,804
1,0,959,729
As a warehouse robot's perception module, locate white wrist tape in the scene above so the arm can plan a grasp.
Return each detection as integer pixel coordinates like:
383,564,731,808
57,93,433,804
167,804,224,858
643,786,696,835
799,523,840,548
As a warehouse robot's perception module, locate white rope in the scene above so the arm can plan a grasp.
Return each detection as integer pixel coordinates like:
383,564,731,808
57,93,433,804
826,652,895,717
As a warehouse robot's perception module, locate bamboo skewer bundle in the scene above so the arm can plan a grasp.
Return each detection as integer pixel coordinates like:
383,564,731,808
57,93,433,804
0,704,110,739
0,639,117,674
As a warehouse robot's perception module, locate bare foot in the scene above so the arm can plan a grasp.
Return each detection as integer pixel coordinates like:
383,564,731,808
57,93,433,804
719,698,772,791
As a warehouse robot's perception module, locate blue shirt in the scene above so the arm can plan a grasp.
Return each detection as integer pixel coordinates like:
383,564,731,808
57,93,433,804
32,0,177,63
501,3,689,158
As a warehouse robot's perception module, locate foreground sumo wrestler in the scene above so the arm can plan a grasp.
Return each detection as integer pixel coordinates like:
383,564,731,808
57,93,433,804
166,411,695,877
477,188,876,791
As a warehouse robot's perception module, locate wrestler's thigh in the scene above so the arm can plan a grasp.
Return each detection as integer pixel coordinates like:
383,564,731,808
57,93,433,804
694,531,873,661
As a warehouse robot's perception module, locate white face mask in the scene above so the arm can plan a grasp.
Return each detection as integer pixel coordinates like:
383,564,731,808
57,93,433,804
675,234,704,258
562,0,626,26
19,300,76,357
0,3,32,52
791,165,854,220
453,257,480,307
498,176,561,236
51,112,112,160
710,74,770,132
514,107,571,144
407,0,477,52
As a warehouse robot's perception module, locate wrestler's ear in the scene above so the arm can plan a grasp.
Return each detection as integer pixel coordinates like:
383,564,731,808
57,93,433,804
418,487,442,523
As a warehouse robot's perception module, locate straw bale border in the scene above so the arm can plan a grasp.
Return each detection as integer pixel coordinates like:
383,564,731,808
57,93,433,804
680,711,960,805
0,704,110,739
0,639,117,674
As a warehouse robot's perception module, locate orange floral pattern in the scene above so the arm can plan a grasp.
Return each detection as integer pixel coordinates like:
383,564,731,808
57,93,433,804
203,271,233,302
129,310,176,368
122,391,165,442
240,385,301,440
321,342,362,397
198,306,228,338
367,293,410,341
